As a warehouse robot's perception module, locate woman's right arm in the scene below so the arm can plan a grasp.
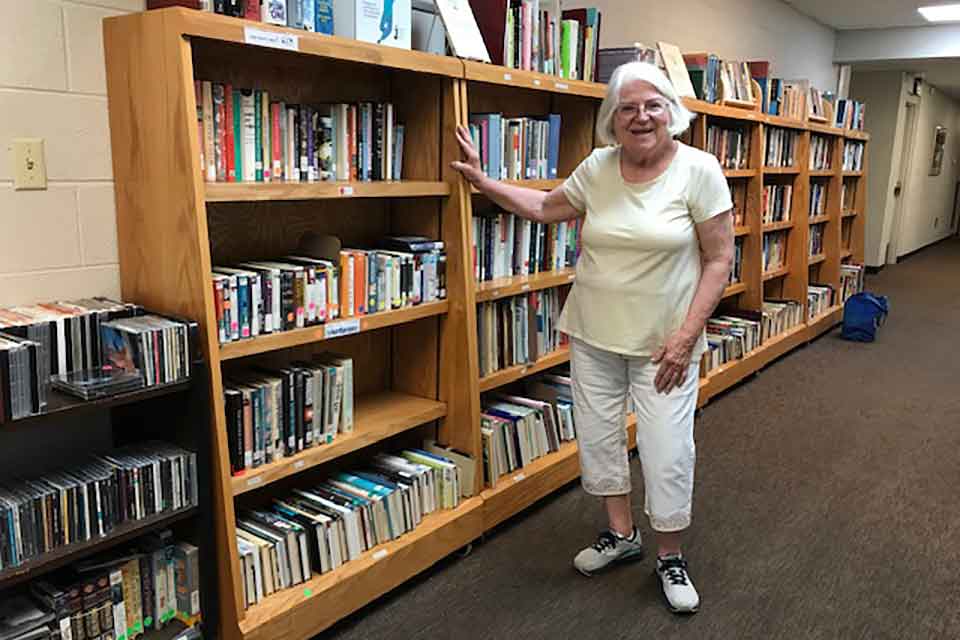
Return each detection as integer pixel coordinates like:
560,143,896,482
451,124,583,224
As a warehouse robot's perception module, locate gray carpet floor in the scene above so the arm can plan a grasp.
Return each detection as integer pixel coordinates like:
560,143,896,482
320,237,960,640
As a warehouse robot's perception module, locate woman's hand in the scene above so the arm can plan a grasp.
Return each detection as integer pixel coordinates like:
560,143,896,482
451,124,487,186
652,330,697,394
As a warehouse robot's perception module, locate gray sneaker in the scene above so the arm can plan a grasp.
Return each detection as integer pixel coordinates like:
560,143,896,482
573,528,644,576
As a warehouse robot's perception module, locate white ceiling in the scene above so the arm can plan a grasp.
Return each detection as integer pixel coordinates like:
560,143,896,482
783,0,933,30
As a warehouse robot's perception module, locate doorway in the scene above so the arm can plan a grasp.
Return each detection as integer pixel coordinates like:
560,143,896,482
887,102,918,263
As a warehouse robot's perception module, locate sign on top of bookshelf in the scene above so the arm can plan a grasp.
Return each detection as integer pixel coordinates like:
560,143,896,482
243,26,300,52
434,0,491,62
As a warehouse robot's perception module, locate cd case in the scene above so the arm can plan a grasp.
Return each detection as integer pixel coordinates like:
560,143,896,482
51,368,145,400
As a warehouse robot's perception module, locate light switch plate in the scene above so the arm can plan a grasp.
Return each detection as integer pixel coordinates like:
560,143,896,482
12,138,47,190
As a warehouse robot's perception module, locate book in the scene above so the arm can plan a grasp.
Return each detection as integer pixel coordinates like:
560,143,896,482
656,42,696,98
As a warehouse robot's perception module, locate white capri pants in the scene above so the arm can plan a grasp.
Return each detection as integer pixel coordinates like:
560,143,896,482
570,337,699,533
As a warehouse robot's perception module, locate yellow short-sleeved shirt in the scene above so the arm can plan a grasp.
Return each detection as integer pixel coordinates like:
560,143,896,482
559,142,732,359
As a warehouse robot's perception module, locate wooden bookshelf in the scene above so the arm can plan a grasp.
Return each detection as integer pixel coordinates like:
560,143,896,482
475,268,576,303
205,180,451,202
103,9,870,639
842,210,857,218
219,301,449,360
842,171,864,177
809,214,831,225
763,220,795,232
471,178,563,193
808,169,834,177
808,253,826,265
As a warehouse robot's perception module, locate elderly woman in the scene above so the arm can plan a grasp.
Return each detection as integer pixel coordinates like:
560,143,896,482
452,61,734,614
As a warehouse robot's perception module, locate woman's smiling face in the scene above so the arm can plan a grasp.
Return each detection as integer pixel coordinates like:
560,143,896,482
613,79,673,157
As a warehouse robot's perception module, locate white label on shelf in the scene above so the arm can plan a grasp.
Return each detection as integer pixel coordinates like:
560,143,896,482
339,185,354,196
503,73,513,80
513,473,526,483
520,366,529,375
373,549,389,560
533,78,542,86
555,82,569,90
244,27,300,52
247,476,263,488
567,273,576,281
293,460,305,470
324,319,361,339
520,283,530,291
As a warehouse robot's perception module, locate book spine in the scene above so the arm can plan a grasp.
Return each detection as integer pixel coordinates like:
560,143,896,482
272,102,282,181
224,84,236,182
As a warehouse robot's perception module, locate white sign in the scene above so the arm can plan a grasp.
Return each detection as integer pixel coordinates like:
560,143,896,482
373,549,389,560
324,319,361,339
434,0,491,62
247,476,263,488
244,27,300,52
513,473,526,483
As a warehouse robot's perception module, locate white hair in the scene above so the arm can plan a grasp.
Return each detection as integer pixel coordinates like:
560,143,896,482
596,61,695,145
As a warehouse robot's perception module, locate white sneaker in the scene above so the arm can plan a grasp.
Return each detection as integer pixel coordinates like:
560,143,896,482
573,528,644,576
656,554,700,614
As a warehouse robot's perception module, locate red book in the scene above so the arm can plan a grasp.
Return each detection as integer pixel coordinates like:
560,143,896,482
271,102,282,182
245,0,260,21
225,84,235,182
470,2,509,66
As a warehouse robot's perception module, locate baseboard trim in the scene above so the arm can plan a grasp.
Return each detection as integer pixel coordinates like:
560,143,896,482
896,235,956,262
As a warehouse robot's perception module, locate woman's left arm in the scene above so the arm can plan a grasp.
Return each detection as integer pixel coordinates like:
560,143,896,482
653,211,735,394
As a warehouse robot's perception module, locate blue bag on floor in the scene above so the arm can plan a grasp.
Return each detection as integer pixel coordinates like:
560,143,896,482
841,292,889,342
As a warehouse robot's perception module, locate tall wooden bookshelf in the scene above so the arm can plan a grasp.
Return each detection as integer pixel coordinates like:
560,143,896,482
103,9,869,639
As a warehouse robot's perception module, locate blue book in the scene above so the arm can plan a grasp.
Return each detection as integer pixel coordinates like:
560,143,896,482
316,0,334,34
367,251,378,312
547,114,561,179
488,114,502,180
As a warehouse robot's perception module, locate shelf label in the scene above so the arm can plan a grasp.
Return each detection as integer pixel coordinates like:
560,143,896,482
338,185,354,196
244,27,300,52
373,549,389,560
503,73,513,80
533,78,542,86
567,273,576,281
520,283,530,292
555,82,569,90
293,460,305,470
520,366,529,375
246,476,263,488
325,319,361,339
513,473,526,483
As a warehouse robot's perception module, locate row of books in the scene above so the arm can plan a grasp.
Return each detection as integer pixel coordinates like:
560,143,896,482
729,238,744,285
808,284,835,318
728,180,747,227
809,223,825,257
840,264,866,302
702,313,762,375
477,289,564,377
235,446,462,608
809,135,833,170
481,376,576,488
763,231,787,272
467,113,561,181
707,125,750,170
762,184,793,224
834,99,866,130
471,211,580,282
0,442,198,572
176,0,334,33
810,182,827,216
764,128,798,168
842,141,864,172
762,299,804,339
212,236,446,345
766,78,806,120
223,354,353,476
683,54,756,105
5,530,200,640
196,82,404,184
476,3,602,81
841,181,857,210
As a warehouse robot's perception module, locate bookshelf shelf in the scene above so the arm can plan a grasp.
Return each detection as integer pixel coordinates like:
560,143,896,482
841,248,853,259
231,392,447,496
808,215,831,225
763,220,794,232
808,169,834,177
478,347,571,393
842,171,864,177
734,225,751,237
763,114,807,129
842,210,857,218
723,169,757,178
205,181,451,202
763,166,800,175
471,178,563,194
239,496,483,640
762,266,791,281
844,130,870,141
462,60,606,98
723,282,748,298
683,98,762,121
808,122,845,136
219,301,449,360
0,507,197,591
807,305,844,337
475,268,576,303
808,253,826,265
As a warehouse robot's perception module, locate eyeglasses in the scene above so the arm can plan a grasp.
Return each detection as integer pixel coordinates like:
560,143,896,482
615,100,669,119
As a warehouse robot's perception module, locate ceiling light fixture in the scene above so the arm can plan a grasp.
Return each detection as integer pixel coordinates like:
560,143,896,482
918,4,960,22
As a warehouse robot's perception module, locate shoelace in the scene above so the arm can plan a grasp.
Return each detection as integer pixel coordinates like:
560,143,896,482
659,557,690,586
591,531,620,553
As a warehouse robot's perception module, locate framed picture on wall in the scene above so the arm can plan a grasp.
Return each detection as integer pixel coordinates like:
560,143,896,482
930,125,947,176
